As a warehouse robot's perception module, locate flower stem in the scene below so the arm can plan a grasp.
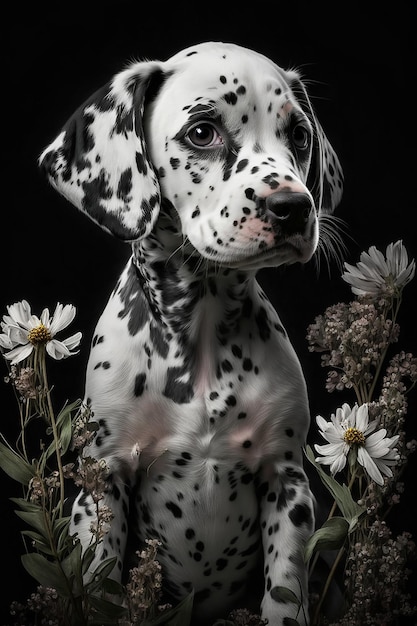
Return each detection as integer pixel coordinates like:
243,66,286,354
309,469,357,620
312,543,346,625
39,348,65,517
367,297,401,403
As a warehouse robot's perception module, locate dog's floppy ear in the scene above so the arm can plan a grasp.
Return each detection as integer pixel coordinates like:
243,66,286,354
39,61,165,241
289,73,343,214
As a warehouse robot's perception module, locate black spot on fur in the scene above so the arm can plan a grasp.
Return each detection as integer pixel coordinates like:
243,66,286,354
236,159,249,173
164,367,193,403
149,323,169,358
243,358,253,371
117,262,149,335
223,92,238,105
255,307,271,341
116,168,133,201
166,501,183,518
135,151,148,175
289,503,313,527
134,373,146,397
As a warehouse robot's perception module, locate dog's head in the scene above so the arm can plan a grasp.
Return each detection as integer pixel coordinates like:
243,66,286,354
40,42,343,270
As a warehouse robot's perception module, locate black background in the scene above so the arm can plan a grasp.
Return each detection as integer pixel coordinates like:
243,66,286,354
2,2,416,623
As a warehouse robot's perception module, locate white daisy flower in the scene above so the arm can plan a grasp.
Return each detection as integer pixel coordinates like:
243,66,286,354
315,402,400,486
0,300,82,365
342,240,415,297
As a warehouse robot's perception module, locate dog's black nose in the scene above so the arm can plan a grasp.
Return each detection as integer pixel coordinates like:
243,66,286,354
265,191,313,234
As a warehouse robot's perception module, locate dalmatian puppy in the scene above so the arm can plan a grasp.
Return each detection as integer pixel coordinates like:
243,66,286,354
40,42,343,625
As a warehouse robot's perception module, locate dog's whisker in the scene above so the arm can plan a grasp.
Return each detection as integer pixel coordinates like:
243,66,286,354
316,214,351,276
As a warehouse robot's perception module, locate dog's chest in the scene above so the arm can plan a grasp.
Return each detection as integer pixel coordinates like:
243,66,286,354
87,268,308,475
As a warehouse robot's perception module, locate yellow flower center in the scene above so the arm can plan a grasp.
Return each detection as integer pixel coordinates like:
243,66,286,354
343,427,365,446
27,323,52,345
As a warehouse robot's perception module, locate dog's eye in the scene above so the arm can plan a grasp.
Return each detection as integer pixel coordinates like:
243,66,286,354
291,123,310,151
187,123,223,148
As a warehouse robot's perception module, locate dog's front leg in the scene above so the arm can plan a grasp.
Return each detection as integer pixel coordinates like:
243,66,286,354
258,461,314,625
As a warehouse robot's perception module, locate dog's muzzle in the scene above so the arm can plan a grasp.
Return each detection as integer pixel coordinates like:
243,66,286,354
264,191,313,235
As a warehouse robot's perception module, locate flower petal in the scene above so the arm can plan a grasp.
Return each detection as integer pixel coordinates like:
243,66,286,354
330,453,348,475
3,343,34,365
27,315,42,330
315,450,347,475
357,447,384,485
40,308,51,326
364,419,378,436
316,415,329,432
46,339,71,360
0,333,13,349
8,326,30,345
355,403,369,432
6,300,32,330
49,304,76,335
62,332,82,351
373,459,393,478
367,246,389,275
315,442,345,456
365,429,390,457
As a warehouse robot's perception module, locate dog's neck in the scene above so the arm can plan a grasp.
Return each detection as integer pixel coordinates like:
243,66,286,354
131,204,259,342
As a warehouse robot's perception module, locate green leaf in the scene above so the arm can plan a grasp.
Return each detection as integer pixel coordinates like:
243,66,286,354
57,400,81,453
101,576,124,595
305,446,365,529
0,441,35,485
61,539,83,581
88,595,127,623
59,415,74,455
91,555,118,580
146,589,194,626
44,400,83,460
86,556,118,593
10,497,43,512
270,585,300,604
81,544,97,576
44,438,58,461
57,399,82,426
53,515,71,546
21,552,71,597
21,529,54,556
304,516,349,562
15,508,50,539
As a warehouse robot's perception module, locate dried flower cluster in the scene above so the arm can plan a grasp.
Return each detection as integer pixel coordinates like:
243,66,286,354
332,522,416,625
306,299,400,396
227,608,269,625
121,539,171,624
4,365,37,400
10,586,62,626
71,404,98,450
